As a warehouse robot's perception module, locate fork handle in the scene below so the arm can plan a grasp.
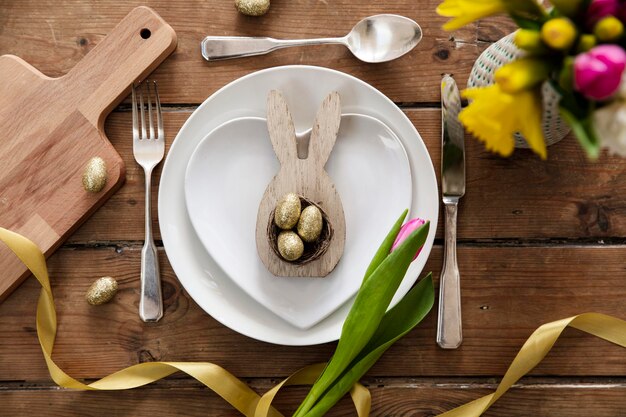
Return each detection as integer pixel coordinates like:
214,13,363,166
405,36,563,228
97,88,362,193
139,169,163,322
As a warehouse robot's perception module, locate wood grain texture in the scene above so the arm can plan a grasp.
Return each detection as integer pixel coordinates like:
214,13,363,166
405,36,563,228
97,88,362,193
55,109,626,243
0,6,177,301
0,0,482,104
2,380,626,417
257,91,345,277
1,245,625,381
2,2,626,415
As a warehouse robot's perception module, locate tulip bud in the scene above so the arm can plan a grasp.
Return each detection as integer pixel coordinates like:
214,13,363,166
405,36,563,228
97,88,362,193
549,0,585,17
391,218,426,260
576,34,597,53
594,16,624,41
495,58,551,94
541,17,577,50
514,29,545,52
574,44,626,100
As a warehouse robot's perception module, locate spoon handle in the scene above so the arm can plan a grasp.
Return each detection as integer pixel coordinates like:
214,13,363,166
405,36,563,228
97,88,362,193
201,36,346,61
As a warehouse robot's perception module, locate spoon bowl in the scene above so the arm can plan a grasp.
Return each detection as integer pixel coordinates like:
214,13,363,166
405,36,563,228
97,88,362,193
345,15,423,63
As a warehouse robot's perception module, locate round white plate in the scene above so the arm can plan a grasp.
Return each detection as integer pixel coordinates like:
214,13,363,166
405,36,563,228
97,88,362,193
184,114,412,329
159,65,438,345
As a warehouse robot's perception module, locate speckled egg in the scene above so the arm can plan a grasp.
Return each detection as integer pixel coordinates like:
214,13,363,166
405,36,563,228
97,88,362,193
274,193,301,229
235,0,270,16
86,276,118,305
82,156,107,193
297,205,323,242
277,231,304,261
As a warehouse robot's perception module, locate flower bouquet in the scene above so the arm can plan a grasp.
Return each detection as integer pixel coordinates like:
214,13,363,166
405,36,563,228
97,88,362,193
437,0,626,159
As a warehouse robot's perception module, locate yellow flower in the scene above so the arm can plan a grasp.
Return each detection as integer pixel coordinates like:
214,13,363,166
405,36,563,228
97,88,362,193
514,29,545,53
576,34,597,53
541,17,577,50
460,84,547,159
437,0,507,31
594,16,624,42
437,0,546,31
495,58,551,94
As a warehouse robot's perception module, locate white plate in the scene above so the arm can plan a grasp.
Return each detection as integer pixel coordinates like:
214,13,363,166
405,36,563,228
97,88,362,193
184,114,412,329
159,65,438,345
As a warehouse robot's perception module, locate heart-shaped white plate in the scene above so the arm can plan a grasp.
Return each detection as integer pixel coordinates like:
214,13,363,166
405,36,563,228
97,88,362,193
185,114,412,329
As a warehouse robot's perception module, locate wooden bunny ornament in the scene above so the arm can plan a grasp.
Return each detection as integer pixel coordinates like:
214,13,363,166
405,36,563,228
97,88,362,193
256,90,346,277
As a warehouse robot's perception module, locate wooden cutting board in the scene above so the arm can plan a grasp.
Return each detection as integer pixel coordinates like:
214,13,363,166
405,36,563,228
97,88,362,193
0,6,177,301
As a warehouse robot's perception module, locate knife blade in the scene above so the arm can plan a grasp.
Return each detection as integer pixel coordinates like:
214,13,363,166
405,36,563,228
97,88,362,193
437,74,465,349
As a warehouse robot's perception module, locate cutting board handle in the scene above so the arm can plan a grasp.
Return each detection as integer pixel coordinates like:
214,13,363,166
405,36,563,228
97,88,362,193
65,6,177,127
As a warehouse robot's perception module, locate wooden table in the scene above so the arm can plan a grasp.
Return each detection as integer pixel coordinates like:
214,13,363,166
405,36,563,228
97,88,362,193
2,1,626,416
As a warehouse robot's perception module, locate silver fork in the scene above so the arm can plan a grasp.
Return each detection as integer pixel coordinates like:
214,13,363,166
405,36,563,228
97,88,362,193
132,81,164,322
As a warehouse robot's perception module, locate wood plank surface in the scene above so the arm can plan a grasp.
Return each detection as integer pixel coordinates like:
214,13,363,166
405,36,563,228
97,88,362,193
1,245,625,380
2,379,626,417
0,0,484,104
56,110,626,243
1,1,625,416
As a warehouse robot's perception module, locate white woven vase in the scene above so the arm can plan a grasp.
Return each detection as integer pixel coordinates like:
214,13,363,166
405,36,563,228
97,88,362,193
468,32,571,148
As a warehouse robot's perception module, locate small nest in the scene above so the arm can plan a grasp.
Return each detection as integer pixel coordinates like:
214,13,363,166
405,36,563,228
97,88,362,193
268,196,333,265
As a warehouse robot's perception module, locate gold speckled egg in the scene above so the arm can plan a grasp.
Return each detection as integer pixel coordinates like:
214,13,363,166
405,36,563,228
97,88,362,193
274,193,301,229
86,276,118,305
277,231,304,261
82,156,107,193
297,205,323,242
235,0,270,16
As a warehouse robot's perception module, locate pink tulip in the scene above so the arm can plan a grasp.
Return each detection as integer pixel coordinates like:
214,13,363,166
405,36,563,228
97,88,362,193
574,45,626,100
391,218,426,260
586,0,620,28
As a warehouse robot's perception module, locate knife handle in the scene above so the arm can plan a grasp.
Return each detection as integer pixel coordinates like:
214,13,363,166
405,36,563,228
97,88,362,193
437,200,463,349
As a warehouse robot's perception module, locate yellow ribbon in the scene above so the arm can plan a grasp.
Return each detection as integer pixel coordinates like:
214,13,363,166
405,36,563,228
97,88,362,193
1,225,625,417
0,227,370,417
438,312,626,416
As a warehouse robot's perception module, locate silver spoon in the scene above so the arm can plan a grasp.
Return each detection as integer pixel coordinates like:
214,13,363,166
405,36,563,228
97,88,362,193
201,14,422,63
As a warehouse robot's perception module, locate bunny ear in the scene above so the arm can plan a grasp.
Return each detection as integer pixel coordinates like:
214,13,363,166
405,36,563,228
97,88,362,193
266,90,297,165
309,92,341,167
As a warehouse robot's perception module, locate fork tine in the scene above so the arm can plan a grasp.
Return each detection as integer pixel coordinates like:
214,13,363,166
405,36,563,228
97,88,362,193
154,81,164,141
132,84,139,142
139,82,147,140
146,82,155,140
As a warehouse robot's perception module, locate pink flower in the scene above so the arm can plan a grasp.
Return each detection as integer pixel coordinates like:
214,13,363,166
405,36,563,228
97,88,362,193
574,45,626,100
391,218,426,260
587,0,620,28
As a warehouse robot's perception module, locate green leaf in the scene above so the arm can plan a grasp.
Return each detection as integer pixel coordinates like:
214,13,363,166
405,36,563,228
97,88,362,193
549,79,601,160
510,15,543,30
302,274,435,417
559,106,600,159
505,0,546,17
293,210,406,416
293,219,430,417
504,0,548,29
363,210,407,281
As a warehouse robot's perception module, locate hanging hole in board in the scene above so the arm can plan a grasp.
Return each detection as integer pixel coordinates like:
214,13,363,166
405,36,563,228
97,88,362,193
140,28,151,39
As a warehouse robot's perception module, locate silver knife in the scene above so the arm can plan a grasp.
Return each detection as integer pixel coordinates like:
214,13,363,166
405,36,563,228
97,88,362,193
437,74,465,349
